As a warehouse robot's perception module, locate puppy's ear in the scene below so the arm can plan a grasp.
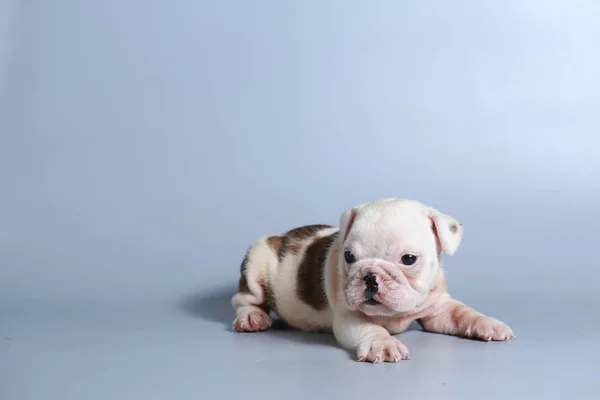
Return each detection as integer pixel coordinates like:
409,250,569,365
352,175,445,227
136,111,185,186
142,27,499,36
428,207,464,256
338,204,365,242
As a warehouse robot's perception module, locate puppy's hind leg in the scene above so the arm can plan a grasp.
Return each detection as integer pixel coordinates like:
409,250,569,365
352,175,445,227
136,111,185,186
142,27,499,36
231,237,279,332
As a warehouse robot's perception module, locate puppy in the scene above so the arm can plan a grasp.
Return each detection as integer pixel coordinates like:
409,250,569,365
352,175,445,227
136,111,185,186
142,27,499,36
231,198,514,363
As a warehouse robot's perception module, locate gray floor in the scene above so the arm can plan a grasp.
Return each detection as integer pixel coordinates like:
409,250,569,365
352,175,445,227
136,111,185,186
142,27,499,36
3,283,599,400
2,1,600,399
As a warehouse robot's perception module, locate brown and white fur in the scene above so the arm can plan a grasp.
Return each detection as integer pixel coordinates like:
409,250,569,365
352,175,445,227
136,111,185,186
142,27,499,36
231,198,514,363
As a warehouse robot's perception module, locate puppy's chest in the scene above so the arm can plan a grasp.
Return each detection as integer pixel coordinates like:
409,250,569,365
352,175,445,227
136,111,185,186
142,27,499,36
371,316,416,335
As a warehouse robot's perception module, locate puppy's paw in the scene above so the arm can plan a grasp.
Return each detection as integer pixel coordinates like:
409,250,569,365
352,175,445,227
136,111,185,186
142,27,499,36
356,335,410,363
233,308,272,332
469,316,515,342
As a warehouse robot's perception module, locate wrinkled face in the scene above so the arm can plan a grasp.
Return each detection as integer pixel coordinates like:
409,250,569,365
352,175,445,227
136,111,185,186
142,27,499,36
339,199,462,317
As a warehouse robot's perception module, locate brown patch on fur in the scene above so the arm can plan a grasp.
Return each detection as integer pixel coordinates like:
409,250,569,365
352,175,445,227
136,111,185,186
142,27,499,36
266,236,283,253
449,224,458,234
297,232,338,310
277,224,332,261
238,254,251,293
287,224,332,239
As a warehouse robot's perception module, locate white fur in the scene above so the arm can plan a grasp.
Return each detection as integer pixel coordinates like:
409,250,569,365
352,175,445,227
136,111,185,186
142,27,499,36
232,198,514,362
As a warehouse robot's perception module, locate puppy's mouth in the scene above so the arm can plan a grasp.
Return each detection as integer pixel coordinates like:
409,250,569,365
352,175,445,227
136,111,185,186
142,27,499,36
364,298,381,306
363,276,382,306
363,289,382,306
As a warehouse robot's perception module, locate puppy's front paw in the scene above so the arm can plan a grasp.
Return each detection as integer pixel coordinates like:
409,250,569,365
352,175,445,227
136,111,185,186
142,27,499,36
233,308,272,332
357,335,410,363
469,316,515,342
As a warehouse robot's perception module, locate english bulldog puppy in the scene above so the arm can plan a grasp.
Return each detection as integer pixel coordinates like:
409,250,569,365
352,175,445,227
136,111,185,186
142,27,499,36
231,198,514,363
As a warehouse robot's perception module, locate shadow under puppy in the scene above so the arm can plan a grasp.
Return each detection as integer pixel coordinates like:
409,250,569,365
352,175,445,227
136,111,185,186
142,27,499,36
231,198,514,363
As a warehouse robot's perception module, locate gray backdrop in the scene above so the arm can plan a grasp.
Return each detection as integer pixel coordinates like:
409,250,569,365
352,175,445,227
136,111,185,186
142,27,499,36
1,1,599,399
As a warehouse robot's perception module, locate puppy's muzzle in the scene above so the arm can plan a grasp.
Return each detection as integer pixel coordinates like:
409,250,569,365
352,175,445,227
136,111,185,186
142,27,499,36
363,273,381,305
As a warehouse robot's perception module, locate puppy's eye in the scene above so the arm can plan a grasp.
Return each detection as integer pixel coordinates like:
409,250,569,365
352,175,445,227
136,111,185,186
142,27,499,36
344,251,356,264
401,254,418,266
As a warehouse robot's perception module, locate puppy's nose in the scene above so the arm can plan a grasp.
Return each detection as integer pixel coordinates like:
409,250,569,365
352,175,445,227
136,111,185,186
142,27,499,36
363,273,378,292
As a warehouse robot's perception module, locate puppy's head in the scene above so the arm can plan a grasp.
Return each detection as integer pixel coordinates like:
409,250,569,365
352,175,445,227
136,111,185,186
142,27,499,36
337,198,463,317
